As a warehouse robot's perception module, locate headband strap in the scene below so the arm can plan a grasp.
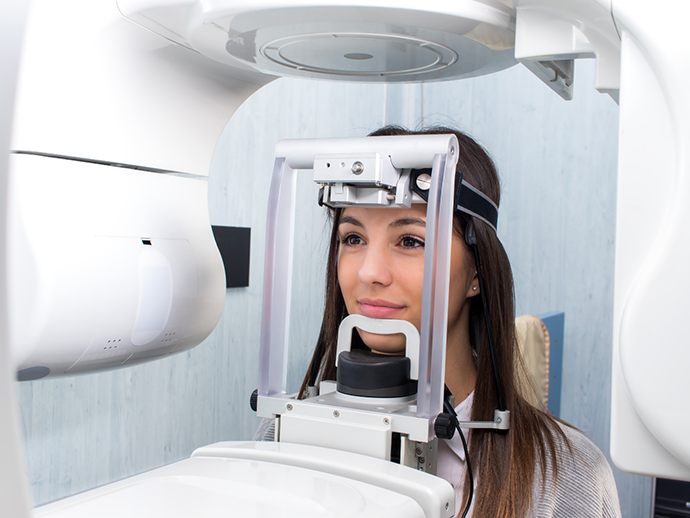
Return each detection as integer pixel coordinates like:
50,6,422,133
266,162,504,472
410,168,499,233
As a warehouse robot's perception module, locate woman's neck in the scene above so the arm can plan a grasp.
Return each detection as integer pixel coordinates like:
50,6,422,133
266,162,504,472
445,347,477,403
444,303,478,403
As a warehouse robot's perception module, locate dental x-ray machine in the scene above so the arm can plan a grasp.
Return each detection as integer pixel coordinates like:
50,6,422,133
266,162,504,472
2,0,690,516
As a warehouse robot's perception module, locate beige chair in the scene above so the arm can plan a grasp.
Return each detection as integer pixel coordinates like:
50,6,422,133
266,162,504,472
515,314,551,411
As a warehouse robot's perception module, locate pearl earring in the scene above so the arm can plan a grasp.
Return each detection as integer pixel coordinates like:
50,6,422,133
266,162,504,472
472,286,478,291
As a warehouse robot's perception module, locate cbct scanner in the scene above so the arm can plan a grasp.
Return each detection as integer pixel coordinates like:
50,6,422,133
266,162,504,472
1,0,689,516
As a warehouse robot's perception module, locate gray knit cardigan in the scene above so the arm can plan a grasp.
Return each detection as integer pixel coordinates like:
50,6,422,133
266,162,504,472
530,423,621,518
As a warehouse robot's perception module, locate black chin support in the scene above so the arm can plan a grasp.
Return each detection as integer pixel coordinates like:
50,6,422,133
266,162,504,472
336,350,417,398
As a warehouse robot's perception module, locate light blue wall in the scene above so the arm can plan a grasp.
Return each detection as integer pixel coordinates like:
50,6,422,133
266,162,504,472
17,60,652,517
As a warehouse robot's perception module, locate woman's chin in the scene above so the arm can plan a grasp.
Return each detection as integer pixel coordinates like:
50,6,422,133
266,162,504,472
360,330,407,356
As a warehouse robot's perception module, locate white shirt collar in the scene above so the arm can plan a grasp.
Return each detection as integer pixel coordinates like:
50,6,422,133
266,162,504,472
443,391,474,461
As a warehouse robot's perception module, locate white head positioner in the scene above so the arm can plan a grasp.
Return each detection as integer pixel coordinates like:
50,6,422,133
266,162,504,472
257,134,508,480
2,0,690,515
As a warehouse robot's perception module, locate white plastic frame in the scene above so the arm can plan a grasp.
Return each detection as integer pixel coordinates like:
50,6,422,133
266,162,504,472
257,134,459,435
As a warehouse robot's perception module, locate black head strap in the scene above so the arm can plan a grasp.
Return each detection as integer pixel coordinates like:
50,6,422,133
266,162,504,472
410,168,498,233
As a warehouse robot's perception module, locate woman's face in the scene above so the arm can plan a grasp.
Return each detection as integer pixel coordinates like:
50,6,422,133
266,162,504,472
337,205,479,355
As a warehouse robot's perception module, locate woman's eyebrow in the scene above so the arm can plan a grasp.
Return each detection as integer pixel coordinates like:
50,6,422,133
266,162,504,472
389,217,426,229
339,215,364,228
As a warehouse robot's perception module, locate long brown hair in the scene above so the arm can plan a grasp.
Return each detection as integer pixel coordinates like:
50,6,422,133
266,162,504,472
299,125,569,518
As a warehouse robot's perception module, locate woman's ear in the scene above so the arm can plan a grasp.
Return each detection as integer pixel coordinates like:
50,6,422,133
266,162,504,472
466,270,480,298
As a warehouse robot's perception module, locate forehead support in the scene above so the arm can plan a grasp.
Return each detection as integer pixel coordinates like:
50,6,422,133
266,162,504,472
314,152,416,209
313,151,498,233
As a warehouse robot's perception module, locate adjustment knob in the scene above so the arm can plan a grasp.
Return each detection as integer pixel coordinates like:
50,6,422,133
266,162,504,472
434,412,457,440
250,389,258,412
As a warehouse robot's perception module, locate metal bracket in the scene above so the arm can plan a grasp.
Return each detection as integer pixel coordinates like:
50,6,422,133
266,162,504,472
457,409,510,431
314,152,415,208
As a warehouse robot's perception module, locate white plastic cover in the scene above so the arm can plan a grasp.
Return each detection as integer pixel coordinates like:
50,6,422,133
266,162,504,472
9,154,225,378
34,441,455,518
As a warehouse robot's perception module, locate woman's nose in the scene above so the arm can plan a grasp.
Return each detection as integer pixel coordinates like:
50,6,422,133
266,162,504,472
358,247,393,286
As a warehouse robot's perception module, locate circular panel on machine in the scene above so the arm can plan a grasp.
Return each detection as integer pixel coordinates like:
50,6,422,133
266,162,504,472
259,33,457,78
183,2,517,82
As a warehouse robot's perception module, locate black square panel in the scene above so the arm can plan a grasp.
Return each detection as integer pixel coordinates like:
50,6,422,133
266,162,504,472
212,226,251,288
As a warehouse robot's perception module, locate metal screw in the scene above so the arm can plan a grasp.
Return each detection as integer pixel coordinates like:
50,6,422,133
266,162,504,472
351,161,364,175
419,457,425,464
416,173,432,191
383,417,390,425
450,146,455,155
286,403,293,411
333,410,340,418
496,417,502,423
415,446,423,456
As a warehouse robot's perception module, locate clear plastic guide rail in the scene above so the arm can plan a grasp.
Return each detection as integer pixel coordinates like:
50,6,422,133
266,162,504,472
257,134,458,440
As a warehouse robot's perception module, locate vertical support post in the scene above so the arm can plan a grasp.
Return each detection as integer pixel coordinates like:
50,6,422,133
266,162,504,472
417,146,458,429
258,157,297,396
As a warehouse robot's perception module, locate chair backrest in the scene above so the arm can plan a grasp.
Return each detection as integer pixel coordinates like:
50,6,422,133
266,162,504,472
516,314,550,410
515,312,565,417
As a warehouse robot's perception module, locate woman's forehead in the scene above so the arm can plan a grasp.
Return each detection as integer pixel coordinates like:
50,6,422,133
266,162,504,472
339,205,427,226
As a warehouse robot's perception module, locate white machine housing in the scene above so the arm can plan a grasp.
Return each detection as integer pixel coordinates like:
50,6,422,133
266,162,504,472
7,0,277,378
33,441,455,518
9,154,226,379
3,0,690,517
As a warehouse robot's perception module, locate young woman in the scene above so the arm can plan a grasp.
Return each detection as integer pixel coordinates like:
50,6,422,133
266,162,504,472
259,126,621,518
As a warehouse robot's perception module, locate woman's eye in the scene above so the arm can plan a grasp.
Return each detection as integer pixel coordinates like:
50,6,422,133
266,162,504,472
400,235,425,249
341,234,364,247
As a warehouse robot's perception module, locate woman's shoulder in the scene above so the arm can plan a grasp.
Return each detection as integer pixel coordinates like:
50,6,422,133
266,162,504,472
531,421,622,518
253,417,276,441
556,422,613,472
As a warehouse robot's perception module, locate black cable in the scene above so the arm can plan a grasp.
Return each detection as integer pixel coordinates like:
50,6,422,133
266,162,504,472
444,386,473,518
465,222,506,412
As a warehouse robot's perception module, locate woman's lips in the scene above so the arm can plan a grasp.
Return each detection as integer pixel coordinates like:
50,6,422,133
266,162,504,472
358,299,405,319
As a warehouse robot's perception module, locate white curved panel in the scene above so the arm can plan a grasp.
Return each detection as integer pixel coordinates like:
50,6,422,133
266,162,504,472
10,154,225,378
34,441,454,518
611,0,690,479
132,247,174,347
11,0,273,176
0,1,34,516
